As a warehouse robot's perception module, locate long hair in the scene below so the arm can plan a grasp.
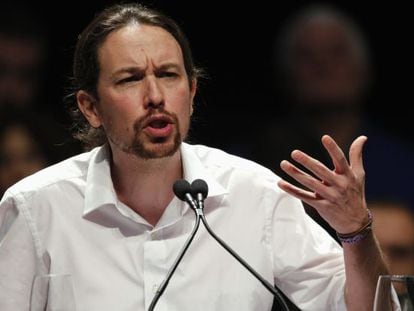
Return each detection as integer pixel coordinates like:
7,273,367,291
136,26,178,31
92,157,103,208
66,2,203,150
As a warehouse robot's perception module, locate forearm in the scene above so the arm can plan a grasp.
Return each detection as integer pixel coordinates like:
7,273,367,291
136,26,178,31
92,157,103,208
342,231,390,311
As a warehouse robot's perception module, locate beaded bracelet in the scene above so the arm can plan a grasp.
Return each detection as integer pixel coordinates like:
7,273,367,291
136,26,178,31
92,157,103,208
336,209,373,244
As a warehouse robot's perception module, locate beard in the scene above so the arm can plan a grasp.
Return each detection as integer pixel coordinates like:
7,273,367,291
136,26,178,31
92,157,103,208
107,108,184,160
132,115,182,160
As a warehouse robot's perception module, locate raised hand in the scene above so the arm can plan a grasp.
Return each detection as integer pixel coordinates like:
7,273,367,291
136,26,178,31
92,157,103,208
277,135,370,234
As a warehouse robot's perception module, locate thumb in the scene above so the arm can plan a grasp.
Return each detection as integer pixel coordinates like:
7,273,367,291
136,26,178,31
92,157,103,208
349,135,367,177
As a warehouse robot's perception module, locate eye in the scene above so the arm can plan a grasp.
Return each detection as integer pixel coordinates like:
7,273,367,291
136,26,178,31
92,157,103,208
117,75,142,84
158,71,178,78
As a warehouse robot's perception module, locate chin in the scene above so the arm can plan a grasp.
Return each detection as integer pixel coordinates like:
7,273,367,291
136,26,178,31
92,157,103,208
132,138,181,160
145,145,179,159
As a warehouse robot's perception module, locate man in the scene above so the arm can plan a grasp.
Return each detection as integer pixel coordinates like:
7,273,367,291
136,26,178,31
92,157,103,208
0,3,391,310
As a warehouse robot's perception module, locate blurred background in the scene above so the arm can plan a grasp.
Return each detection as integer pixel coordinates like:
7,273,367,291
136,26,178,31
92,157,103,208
1,1,412,145
1,0,413,200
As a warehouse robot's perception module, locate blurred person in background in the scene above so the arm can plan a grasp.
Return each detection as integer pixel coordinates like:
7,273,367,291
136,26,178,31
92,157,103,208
371,200,414,309
254,4,414,240
0,110,53,197
0,1,82,162
0,1,49,112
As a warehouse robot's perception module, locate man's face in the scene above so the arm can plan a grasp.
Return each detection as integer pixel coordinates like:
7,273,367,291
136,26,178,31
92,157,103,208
92,24,195,159
290,20,366,106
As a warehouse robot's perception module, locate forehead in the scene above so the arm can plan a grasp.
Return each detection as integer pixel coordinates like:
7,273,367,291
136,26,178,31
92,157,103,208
295,20,351,48
98,24,184,68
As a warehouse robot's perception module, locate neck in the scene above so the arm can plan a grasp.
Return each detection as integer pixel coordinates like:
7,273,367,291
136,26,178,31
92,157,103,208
110,146,183,226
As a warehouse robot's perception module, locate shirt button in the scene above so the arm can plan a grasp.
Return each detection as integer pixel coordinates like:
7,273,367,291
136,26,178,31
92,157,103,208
152,284,159,294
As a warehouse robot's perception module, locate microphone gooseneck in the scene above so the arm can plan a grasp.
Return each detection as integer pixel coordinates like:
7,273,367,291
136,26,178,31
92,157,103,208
149,178,290,311
148,180,202,311
190,179,289,310
199,215,289,310
191,179,208,214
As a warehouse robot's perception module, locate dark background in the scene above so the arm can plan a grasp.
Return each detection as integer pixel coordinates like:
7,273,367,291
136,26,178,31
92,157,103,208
28,1,414,158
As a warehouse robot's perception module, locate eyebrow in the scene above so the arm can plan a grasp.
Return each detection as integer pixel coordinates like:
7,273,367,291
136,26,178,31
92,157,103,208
112,62,182,75
156,63,181,71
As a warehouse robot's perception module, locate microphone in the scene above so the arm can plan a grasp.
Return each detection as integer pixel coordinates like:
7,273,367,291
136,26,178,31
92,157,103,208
190,179,290,311
173,179,198,210
148,180,202,311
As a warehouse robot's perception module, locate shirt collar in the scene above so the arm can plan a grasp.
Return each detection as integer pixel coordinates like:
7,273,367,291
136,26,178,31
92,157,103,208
181,142,228,198
83,145,117,216
83,143,228,216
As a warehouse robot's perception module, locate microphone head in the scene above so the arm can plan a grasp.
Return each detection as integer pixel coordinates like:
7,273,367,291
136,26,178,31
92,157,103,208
191,179,208,199
173,179,192,201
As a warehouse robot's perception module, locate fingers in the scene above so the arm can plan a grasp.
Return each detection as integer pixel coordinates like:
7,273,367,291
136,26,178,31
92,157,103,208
280,159,337,201
295,135,367,188
277,179,329,210
349,136,367,178
278,135,368,233
280,135,366,195
290,149,337,186
321,135,349,174
277,179,319,201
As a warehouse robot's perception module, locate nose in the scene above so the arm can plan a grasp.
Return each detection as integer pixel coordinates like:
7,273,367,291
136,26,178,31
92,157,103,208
144,76,164,109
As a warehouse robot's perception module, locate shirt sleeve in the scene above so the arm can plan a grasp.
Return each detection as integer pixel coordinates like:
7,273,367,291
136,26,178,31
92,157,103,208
0,191,38,310
267,190,347,310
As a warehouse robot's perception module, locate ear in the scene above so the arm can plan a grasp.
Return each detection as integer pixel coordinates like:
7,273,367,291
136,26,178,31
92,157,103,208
189,78,197,116
76,90,102,128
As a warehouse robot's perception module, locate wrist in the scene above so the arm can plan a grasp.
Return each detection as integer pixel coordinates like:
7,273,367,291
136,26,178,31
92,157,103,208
336,209,373,244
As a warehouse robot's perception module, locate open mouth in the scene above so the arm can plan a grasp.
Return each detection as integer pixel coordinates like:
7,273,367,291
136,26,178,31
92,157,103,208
148,119,169,129
143,114,174,137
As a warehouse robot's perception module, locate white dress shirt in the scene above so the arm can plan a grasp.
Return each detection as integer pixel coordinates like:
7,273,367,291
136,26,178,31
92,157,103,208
0,143,347,310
